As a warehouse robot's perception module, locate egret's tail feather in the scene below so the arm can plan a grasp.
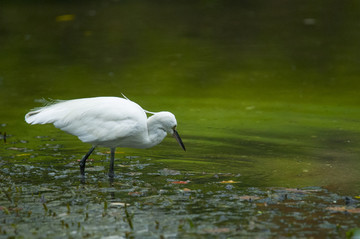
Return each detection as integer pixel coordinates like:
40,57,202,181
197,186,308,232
25,102,64,125
25,109,51,125
25,110,40,123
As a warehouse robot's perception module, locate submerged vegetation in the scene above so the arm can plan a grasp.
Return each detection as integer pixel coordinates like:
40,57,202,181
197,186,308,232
1,155,360,238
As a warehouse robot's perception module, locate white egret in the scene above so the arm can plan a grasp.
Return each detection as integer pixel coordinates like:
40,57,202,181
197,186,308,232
25,96,186,177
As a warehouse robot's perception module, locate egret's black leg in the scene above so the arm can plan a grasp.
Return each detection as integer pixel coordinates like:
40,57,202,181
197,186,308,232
109,148,116,178
80,146,96,176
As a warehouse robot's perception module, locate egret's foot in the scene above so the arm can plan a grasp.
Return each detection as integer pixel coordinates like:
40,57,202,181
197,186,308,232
109,148,115,179
80,166,84,176
79,146,96,176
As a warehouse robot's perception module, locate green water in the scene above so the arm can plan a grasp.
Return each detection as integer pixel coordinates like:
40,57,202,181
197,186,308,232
1,1,360,238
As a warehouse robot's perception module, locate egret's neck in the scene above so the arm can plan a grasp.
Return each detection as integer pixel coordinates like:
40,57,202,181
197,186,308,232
145,115,167,148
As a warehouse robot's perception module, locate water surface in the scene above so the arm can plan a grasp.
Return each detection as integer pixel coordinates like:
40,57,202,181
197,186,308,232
1,1,360,238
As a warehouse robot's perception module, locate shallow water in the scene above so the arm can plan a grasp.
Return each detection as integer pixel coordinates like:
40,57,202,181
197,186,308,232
1,1,360,238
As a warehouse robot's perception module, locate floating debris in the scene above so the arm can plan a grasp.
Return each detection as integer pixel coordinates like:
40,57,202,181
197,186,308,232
171,180,190,184
109,202,130,208
220,180,239,184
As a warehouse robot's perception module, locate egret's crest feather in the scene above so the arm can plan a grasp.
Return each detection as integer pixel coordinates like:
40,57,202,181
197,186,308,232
121,93,156,115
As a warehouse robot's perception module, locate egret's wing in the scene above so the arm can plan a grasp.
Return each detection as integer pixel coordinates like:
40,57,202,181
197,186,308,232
60,98,147,143
25,97,148,144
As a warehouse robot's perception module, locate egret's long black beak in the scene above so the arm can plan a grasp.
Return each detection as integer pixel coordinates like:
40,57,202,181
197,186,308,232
173,129,186,151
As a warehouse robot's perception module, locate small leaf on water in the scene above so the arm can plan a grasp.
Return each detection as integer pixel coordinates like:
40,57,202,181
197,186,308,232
220,180,238,184
128,191,142,196
16,153,31,157
171,181,190,184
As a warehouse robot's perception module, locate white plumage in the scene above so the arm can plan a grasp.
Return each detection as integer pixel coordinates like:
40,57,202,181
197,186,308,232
25,96,185,177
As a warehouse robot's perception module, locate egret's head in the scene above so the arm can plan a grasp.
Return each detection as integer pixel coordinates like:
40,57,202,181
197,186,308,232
153,111,186,151
154,112,176,133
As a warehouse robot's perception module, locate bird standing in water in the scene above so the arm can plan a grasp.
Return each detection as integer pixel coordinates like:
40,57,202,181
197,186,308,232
25,96,186,177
